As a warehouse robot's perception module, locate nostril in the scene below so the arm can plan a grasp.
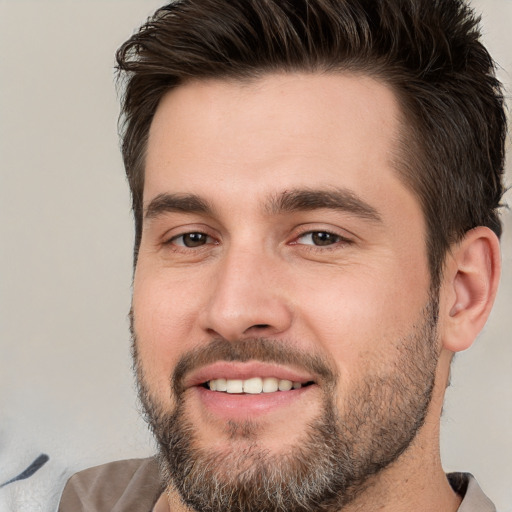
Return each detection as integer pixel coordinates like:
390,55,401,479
242,324,272,335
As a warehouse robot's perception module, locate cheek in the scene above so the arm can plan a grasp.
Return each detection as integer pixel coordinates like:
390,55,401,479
132,267,203,398
295,256,430,379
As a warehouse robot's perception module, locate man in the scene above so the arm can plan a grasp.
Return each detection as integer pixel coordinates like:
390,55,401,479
59,0,506,510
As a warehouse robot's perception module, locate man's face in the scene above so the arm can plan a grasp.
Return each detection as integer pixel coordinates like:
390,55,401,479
132,73,439,511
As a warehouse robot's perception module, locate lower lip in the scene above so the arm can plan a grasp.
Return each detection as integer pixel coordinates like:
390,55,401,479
192,385,315,420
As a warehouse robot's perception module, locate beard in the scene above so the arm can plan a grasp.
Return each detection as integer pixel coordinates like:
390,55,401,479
131,297,439,512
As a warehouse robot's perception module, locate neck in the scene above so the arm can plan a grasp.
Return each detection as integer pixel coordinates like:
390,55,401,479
337,437,461,512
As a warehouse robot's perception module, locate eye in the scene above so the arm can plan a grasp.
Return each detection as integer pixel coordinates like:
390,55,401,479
296,231,346,247
170,232,214,248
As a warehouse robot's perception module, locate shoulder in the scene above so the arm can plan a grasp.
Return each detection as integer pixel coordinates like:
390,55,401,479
58,457,162,512
448,473,497,512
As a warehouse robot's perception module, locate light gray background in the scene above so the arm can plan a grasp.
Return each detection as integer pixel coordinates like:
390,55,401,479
0,1,511,510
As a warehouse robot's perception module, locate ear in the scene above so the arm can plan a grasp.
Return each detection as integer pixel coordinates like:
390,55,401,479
440,226,501,353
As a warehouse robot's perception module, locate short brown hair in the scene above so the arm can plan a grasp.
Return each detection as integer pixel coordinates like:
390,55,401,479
116,0,506,286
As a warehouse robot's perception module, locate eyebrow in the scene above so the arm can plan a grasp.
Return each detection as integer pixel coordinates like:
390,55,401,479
144,193,214,220
144,187,382,223
266,188,382,222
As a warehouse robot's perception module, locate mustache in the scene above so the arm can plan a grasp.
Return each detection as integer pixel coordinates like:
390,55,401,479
171,337,337,396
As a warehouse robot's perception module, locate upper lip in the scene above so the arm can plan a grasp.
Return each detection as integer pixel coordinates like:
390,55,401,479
184,361,316,388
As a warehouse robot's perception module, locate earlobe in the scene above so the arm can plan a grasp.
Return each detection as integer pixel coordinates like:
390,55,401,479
441,227,501,353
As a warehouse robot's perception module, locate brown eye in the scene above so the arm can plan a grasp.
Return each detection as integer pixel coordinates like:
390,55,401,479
297,231,342,246
172,232,211,247
311,232,340,246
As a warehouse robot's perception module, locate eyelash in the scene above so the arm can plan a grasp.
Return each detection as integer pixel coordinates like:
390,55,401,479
166,232,217,249
291,229,353,251
164,229,352,252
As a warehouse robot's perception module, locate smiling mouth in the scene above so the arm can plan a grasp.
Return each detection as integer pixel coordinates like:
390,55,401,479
202,377,315,394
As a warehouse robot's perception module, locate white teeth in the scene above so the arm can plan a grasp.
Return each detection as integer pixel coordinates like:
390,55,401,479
243,377,263,394
207,378,305,394
216,378,227,391
278,379,293,391
226,379,243,393
262,377,279,393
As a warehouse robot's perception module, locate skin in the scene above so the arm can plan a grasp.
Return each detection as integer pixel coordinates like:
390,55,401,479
133,73,500,511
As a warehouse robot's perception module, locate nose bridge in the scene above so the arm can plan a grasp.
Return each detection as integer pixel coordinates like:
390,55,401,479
201,241,292,341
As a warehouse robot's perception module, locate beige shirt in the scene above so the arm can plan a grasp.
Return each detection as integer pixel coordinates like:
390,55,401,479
58,457,497,512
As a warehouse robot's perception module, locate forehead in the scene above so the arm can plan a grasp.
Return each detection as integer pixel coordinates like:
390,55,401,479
145,72,414,219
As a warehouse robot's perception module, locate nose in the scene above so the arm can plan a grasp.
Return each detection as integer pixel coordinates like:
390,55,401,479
200,245,293,341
